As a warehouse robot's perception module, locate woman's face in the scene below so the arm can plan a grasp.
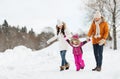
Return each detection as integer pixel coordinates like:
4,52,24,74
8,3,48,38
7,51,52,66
58,25,63,29
94,18,101,22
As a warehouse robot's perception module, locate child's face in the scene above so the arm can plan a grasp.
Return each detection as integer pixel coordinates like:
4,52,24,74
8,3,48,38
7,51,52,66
73,40,79,45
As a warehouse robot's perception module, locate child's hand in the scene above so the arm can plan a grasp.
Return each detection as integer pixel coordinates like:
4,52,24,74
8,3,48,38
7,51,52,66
64,35,66,38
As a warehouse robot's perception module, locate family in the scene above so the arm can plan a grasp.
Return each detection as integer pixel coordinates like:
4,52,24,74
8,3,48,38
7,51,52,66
47,11,109,72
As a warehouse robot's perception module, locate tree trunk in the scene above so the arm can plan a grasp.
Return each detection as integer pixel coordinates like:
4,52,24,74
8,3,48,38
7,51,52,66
113,25,117,50
112,0,117,50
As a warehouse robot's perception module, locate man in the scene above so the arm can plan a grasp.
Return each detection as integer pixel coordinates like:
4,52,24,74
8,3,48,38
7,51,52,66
87,11,109,71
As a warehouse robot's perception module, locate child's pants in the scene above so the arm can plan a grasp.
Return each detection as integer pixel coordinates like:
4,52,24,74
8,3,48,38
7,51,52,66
74,54,85,70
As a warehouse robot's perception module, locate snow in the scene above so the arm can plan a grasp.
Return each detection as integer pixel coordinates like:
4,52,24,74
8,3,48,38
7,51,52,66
0,39,120,79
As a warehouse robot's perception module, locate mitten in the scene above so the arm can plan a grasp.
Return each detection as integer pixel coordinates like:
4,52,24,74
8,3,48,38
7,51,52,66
64,35,66,38
86,36,90,42
99,39,105,46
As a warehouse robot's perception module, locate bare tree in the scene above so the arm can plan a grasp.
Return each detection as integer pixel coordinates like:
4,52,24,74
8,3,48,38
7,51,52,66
84,0,120,50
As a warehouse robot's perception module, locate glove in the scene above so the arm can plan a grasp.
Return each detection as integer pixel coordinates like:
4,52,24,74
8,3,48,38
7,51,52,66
64,36,69,40
99,39,105,46
64,35,66,38
47,40,50,44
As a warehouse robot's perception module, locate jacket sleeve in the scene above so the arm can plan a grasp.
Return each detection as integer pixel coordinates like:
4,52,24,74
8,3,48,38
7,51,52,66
66,39,70,44
80,41,87,47
103,22,109,39
47,36,57,44
83,41,87,45
87,22,94,37
66,39,73,47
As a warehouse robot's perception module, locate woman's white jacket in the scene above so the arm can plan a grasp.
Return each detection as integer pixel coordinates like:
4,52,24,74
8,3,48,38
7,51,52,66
47,29,71,51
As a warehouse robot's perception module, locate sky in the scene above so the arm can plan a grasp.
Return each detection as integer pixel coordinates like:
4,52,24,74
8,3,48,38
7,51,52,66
0,0,89,33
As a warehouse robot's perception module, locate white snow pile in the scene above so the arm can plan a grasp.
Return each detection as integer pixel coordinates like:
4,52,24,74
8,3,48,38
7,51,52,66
0,39,120,79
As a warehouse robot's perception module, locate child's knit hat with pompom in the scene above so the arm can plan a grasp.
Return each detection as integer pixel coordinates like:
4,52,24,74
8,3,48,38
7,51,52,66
72,34,79,39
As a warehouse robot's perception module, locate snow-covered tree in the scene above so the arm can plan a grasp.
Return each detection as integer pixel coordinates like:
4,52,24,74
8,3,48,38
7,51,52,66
29,28,35,35
21,26,27,33
77,28,86,38
2,19,8,27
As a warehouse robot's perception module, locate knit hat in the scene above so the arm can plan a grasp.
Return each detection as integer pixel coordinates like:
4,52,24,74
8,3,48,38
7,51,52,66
94,11,102,19
72,34,79,39
57,19,63,26
71,34,80,45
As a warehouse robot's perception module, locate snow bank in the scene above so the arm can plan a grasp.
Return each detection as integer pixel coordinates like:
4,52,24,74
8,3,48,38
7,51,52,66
0,39,120,79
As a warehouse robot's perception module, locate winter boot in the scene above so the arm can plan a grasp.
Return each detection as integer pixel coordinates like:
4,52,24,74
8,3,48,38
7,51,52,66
65,63,70,70
92,67,98,71
96,67,101,72
60,66,65,71
81,67,84,69
76,67,80,71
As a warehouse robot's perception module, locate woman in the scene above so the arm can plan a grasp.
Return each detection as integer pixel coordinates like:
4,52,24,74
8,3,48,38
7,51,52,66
47,20,71,71
87,11,109,71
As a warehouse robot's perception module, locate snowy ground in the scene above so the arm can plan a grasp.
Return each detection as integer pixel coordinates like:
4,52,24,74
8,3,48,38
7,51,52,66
0,38,120,79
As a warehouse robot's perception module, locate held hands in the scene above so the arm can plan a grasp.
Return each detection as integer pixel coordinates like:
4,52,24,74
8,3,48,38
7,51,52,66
99,39,106,46
86,36,91,42
86,36,106,45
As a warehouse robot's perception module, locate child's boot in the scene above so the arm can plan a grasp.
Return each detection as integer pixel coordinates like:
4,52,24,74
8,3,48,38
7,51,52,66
76,65,80,71
60,66,65,71
81,67,84,69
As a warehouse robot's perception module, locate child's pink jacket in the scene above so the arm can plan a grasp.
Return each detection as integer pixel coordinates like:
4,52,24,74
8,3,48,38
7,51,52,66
66,39,88,55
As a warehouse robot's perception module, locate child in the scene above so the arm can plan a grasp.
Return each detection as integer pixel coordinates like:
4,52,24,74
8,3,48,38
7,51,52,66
65,34,90,71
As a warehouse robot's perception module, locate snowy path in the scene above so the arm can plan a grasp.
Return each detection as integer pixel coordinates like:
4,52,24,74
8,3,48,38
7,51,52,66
0,41,120,79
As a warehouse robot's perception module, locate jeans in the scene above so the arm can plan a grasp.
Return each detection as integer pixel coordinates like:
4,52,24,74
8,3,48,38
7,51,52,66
93,44,103,67
60,50,68,66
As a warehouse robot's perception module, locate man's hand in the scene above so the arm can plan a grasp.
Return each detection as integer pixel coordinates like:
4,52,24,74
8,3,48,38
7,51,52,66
99,39,105,46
